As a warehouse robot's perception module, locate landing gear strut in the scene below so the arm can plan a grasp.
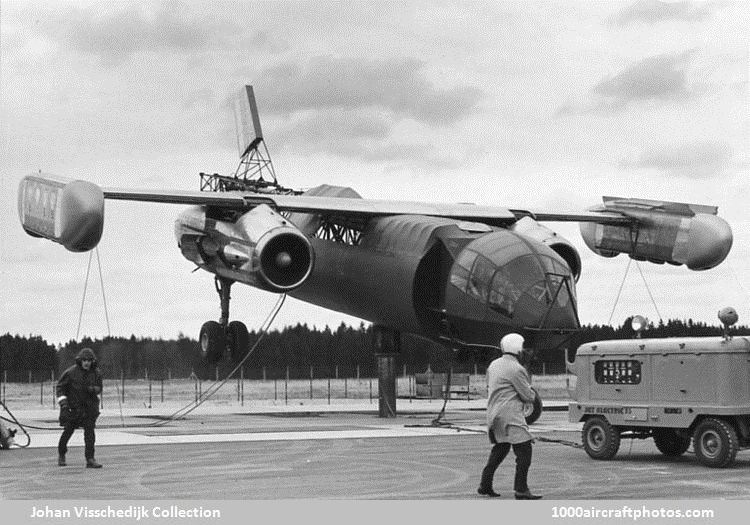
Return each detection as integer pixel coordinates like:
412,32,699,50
199,277,249,364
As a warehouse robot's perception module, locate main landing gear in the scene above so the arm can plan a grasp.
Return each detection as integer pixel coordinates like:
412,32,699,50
199,277,249,364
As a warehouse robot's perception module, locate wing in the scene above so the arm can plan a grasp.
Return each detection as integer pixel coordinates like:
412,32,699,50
100,185,632,226
19,174,731,270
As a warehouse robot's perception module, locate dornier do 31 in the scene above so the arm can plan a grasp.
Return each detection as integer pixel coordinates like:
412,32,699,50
18,86,733,383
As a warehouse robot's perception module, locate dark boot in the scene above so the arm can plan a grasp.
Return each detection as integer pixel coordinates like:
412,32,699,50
514,490,542,500
58,454,66,466
86,458,102,469
477,486,501,497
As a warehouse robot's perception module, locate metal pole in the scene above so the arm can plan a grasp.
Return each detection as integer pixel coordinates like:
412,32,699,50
344,376,348,399
161,379,164,403
327,377,330,404
240,366,244,406
121,370,125,403
194,377,198,403
148,380,152,409
40,381,44,406
309,366,313,400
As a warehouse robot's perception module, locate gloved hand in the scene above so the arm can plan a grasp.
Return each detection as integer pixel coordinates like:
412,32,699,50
87,386,101,395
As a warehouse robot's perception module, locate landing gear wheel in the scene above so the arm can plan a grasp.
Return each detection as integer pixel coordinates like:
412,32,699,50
227,320,249,359
693,418,738,468
200,320,226,364
653,428,691,457
524,388,543,425
582,416,620,460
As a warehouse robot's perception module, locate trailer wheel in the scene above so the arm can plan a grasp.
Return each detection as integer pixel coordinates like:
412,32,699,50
653,429,691,457
693,418,738,468
582,417,620,460
524,389,543,425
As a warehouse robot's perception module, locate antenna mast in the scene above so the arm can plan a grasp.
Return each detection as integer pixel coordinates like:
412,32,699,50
200,85,298,195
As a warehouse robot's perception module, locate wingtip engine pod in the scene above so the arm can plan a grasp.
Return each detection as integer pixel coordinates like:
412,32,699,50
579,196,733,271
18,174,104,252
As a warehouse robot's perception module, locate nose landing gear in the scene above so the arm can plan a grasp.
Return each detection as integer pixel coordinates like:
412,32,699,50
199,277,249,364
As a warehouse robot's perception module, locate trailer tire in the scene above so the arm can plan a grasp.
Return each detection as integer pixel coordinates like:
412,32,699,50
653,429,691,457
582,416,620,460
693,418,738,468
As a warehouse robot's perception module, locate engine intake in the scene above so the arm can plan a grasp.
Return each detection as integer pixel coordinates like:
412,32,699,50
511,217,582,281
176,204,314,293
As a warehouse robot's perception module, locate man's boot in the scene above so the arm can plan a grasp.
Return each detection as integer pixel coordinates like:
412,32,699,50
58,454,66,466
86,458,102,469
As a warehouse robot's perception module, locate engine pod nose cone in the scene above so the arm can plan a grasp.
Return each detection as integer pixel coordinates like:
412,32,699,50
686,214,733,270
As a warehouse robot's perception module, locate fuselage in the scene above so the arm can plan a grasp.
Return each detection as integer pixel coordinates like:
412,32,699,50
174,186,580,353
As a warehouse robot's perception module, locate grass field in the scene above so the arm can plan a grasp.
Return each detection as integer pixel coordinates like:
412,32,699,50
0,373,574,410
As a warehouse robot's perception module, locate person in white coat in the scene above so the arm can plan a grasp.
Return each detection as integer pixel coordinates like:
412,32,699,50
477,333,542,499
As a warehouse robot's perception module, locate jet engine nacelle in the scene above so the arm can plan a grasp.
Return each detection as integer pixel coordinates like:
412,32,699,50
18,174,104,252
176,204,314,293
579,197,733,271
511,217,582,281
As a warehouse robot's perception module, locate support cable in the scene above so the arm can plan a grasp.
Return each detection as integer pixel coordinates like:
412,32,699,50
75,251,93,340
607,258,632,326
75,247,111,340
634,261,663,324
95,247,111,337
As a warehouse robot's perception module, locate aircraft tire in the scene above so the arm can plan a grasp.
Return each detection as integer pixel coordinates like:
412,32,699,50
200,321,226,364
227,320,249,360
524,389,543,425
653,428,691,457
693,418,738,468
582,416,620,460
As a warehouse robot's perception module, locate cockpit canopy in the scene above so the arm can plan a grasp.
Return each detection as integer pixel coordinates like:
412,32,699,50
448,231,577,327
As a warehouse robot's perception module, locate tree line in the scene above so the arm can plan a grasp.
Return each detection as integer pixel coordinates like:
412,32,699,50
1,318,747,382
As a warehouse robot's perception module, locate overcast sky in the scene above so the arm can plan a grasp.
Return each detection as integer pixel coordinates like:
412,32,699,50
1,0,748,346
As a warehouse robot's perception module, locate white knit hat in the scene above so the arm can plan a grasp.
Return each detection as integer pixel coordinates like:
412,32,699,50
500,333,525,356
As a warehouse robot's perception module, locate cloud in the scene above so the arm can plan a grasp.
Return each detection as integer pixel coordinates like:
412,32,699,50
558,51,699,114
227,56,482,168
615,0,718,25
35,2,246,65
622,140,733,178
253,56,484,126
271,108,458,169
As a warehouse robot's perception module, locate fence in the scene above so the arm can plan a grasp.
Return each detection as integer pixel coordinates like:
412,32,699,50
0,366,572,409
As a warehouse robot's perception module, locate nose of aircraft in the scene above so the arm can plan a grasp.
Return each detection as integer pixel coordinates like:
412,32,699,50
444,230,579,346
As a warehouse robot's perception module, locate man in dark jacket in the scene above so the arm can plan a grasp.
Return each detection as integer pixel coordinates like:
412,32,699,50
56,347,103,468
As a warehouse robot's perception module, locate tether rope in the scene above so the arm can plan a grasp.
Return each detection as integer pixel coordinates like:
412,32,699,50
634,261,663,323
607,258,632,325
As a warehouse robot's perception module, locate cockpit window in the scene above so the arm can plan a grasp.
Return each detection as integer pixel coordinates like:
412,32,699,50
489,268,519,317
467,255,495,302
449,249,478,293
